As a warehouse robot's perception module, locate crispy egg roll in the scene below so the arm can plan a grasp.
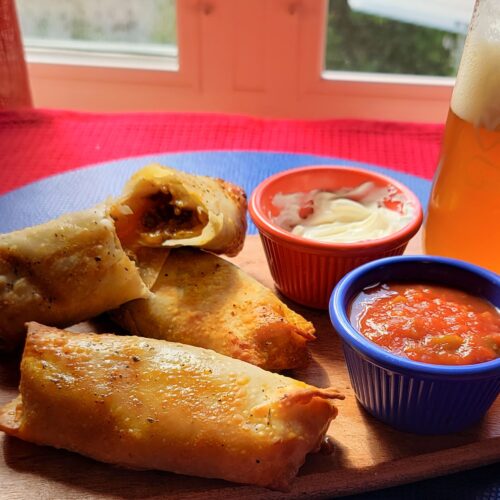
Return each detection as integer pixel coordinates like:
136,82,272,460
0,206,148,350
0,323,343,490
111,164,247,257
111,248,315,371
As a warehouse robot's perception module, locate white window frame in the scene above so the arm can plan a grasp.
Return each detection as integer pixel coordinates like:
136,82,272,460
24,0,453,122
26,38,179,71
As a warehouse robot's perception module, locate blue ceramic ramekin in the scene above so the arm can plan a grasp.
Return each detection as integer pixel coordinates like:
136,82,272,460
329,255,500,434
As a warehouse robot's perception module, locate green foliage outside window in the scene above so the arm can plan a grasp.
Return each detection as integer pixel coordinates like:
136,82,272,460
325,0,465,77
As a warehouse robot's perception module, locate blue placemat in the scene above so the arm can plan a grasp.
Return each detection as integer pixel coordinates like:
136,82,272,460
0,151,431,233
1,151,497,499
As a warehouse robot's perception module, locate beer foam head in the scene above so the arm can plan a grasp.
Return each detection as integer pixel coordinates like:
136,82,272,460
451,1,500,130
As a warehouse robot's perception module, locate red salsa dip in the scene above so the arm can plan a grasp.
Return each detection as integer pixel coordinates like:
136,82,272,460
349,283,500,365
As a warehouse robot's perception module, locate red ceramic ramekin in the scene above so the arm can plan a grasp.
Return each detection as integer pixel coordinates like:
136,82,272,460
249,165,423,309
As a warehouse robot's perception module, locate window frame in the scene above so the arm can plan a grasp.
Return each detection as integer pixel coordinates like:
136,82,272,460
23,0,454,122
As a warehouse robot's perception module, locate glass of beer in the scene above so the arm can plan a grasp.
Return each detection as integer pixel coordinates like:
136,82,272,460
424,0,500,274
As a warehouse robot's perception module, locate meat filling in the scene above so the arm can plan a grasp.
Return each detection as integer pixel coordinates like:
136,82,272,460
140,192,207,244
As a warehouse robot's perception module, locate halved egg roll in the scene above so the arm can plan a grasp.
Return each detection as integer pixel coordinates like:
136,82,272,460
110,164,247,256
0,323,343,490
111,247,315,370
0,205,148,350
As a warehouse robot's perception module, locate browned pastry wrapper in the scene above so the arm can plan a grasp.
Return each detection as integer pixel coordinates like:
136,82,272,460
0,205,148,350
0,323,343,491
111,247,316,371
110,164,247,257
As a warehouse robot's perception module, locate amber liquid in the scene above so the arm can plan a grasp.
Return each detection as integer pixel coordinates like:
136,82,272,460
424,109,500,273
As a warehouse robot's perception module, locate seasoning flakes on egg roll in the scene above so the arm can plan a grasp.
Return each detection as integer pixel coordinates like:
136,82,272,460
111,248,315,371
110,164,247,257
0,323,343,491
0,205,148,350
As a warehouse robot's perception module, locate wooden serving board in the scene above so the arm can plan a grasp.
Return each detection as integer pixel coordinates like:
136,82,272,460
0,234,498,500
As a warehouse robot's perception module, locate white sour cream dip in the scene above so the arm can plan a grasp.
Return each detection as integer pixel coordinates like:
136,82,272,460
272,182,413,244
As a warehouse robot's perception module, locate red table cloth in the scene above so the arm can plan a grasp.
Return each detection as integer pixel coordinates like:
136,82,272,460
0,110,443,195
1,109,500,500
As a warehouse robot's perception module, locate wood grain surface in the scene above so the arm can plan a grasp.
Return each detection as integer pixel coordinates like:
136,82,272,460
0,234,498,500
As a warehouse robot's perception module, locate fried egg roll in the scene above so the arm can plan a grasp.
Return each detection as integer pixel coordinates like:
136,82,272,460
0,206,148,350
110,164,247,257
0,323,343,490
111,248,315,371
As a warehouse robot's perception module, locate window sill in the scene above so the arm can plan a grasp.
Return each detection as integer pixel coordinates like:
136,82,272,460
25,39,178,71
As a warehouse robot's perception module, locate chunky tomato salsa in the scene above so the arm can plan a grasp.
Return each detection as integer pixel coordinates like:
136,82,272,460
349,283,500,365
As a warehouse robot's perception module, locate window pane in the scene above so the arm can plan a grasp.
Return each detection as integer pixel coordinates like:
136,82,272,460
325,0,475,77
16,0,176,55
